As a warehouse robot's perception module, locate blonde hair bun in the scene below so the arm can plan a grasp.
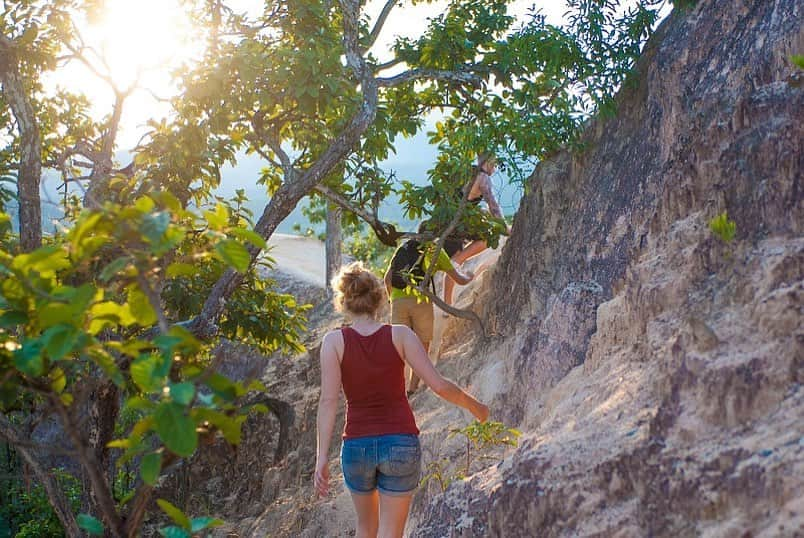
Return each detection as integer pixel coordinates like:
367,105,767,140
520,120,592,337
331,261,386,316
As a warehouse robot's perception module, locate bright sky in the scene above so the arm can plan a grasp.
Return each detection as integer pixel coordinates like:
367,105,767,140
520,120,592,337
52,0,569,149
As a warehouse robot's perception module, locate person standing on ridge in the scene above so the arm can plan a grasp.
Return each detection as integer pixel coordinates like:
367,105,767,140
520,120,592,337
315,262,489,538
443,152,507,307
383,231,474,394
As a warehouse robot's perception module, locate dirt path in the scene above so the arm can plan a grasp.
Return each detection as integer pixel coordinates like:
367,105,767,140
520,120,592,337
265,233,326,287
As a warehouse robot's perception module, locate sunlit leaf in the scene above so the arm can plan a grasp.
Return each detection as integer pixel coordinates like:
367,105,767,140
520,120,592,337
156,498,191,530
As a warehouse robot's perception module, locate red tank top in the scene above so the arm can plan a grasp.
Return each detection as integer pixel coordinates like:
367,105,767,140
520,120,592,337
340,325,419,439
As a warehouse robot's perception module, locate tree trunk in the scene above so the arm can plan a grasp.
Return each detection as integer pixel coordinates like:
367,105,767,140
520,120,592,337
325,203,342,293
0,47,42,252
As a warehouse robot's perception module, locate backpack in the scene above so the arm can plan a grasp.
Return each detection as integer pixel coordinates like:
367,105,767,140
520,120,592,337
389,240,426,290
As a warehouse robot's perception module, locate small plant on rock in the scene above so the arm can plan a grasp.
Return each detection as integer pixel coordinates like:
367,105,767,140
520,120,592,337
709,211,737,243
421,421,521,494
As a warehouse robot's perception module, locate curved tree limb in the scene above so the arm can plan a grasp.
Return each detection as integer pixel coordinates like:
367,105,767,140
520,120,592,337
377,67,483,88
0,414,82,537
313,184,402,246
362,0,398,52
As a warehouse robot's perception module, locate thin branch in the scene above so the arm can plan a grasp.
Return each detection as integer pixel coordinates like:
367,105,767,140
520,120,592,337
50,394,124,537
313,184,401,246
0,414,82,537
377,67,483,88
374,56,405,72
136,272,169,334
363,0,398,52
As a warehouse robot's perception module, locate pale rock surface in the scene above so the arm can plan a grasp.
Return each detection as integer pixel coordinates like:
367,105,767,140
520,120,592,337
159,0,802,535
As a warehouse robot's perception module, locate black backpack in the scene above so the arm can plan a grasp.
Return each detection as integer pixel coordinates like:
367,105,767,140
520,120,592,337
389,240,426,290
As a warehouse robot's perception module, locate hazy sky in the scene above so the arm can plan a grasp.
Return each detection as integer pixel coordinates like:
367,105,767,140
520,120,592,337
40,0,566,230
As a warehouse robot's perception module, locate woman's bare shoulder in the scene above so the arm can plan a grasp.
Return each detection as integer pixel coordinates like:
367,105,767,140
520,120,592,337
322,328,345,346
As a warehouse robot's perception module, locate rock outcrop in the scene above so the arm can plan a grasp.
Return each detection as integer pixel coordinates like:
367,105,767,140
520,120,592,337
409,0,803,536
167,0,802,536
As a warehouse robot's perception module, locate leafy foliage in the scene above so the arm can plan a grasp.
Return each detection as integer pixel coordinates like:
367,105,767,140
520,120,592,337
0,193,304,533
709,211,737,243
421,420,521,493
0,463,81,538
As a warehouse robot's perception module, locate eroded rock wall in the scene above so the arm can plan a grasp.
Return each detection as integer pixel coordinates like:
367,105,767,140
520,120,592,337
411,0,803,536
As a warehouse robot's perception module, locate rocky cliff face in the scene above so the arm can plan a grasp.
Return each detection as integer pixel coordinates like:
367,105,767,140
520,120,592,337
172,0,802,536
409,0,803,535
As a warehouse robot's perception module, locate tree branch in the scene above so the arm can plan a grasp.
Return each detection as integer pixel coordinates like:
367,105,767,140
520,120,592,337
190,78,380,339
363,0,398,52
0,414,83,537
313,184,402,246
374,56,405,72
377,67,483,88
50,394,124,537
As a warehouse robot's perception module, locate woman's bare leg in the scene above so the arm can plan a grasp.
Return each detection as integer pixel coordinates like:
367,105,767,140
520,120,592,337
378,493,414,538
351,491,379,538
444,240,488,305
453,239,487,265
407,342,429,393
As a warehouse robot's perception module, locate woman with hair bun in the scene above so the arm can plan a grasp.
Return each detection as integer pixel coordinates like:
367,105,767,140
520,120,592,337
315,261,489,537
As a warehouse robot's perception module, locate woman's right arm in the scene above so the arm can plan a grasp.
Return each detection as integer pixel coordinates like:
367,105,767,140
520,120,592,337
394,326,489,422
315,331,342,497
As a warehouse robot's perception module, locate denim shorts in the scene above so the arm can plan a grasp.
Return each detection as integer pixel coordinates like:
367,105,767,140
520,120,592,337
341,433,421,496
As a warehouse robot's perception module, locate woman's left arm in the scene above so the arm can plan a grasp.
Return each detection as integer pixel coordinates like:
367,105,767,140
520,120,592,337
315,331,342,497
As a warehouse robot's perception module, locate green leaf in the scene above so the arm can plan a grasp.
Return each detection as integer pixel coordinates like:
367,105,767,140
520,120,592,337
190,517,224,532
41,325,79,360
13,342,45,377
230,227,267,249
169,382,195,406
100,257,131,282
158,526,191,538
791,54,804,69
77,514,104,535
193,408,243,444
215,239,251,273
166,263,198,278
140,452,162,486
154,402,198,457
130,354,165,393
203,203,229,230
128,287,158,326
0,310,28,327
88,301,136,333
50,367,67,393
39,303,77,328
141,211,171,245
156,499,192,530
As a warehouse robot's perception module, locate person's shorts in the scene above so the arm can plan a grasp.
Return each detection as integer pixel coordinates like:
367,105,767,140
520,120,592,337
341,434,422,496
391,297,434,344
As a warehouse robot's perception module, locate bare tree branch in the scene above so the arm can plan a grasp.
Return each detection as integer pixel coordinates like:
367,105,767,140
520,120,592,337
50,394,124,537
374,56,405,72
0,414,83,537
313,184,402,246
363,0,398,52
377,67,483,87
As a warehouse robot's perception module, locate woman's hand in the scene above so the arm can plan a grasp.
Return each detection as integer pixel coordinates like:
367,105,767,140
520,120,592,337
314,459,330,498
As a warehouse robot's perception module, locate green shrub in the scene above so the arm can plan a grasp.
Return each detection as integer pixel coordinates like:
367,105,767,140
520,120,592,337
709,211,737,243
0,466,81,538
